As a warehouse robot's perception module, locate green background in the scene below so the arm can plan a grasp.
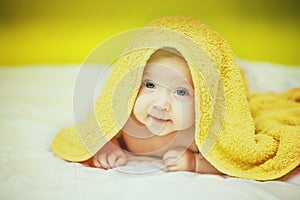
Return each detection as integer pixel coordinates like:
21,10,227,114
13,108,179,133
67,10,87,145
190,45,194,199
0,0,299,66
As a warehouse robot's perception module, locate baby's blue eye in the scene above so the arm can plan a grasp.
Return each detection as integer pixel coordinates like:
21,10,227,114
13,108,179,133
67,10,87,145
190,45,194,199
145,82,155,89
176,89,187,96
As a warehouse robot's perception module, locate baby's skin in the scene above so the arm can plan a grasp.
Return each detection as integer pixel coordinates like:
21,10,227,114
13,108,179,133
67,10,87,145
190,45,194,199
82,49,221,174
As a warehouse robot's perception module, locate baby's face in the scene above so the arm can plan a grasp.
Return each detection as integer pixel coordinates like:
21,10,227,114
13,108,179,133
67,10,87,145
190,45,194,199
132,50,195,136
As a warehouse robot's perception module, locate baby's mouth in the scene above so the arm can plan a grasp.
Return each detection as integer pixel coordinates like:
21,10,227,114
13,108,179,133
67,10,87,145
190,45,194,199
149,115,171,124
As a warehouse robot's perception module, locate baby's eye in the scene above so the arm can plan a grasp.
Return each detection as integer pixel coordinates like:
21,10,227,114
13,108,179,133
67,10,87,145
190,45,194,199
175,89,187,96
144,81,155,89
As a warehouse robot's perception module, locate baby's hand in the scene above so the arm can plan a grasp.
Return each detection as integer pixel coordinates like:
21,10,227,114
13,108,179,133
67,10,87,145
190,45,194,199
162,148,195,172
82,141,127,169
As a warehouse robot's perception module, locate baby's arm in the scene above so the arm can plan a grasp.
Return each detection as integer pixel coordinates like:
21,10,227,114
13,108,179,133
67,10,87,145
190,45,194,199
81,136,127,169
193,153,222,174
163,148,222,174
163,148,195,171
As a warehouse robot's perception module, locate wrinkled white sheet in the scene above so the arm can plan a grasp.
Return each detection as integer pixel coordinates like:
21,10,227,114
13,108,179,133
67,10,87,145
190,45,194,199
0,60,300,200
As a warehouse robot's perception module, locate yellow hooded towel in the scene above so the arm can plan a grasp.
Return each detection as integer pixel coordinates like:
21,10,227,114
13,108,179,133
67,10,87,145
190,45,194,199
52,16,300,180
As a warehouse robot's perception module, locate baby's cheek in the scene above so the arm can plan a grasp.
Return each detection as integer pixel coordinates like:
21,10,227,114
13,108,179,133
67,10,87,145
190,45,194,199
135,93,153,107
133,96,148,116
180,102,195,127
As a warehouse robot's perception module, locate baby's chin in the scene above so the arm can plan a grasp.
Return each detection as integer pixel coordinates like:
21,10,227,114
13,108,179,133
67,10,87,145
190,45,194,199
148,129,171,136
145,118,170,136
146,123,179,136
149,126,195,137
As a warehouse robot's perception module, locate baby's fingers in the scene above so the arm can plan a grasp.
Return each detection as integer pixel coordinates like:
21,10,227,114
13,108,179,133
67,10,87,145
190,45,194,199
96,153,110,169
162,149,183,166
107,151,127,167
115,154,127,167
166,164,181,172
163,157,178,167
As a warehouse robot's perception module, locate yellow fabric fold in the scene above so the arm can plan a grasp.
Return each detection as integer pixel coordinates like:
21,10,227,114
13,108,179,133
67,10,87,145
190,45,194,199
51,16,300,180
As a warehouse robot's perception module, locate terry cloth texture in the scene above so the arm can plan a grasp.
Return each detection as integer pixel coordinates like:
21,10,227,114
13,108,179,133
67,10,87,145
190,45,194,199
52,16,300,180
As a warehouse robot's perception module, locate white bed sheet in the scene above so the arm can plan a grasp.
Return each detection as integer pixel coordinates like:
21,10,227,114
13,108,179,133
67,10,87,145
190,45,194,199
0,60,300,200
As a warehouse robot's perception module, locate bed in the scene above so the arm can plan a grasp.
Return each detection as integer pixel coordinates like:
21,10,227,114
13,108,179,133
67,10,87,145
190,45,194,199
1,59,300,200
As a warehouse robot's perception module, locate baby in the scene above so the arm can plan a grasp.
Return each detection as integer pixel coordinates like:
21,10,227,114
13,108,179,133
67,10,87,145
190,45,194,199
82,48,221,174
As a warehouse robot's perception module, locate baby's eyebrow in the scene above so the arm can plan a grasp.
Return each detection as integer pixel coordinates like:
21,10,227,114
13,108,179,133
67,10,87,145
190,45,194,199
142,70,152,78
141,78,153,84
172,78,193,88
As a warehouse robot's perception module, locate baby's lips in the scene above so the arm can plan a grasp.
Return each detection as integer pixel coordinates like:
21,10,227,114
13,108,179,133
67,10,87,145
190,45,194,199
149,115,170,123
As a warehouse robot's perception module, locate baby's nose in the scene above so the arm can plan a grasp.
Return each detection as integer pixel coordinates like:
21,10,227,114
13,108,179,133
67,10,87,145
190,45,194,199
154,103,170,112
153,89,171,112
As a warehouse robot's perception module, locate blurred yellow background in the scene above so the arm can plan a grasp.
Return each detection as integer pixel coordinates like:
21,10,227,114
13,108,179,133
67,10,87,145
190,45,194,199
0,0,299,66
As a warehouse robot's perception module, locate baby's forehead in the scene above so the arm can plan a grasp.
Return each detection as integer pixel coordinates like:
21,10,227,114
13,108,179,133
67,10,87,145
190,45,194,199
144,50,193,86
147,48,184,61
143,63,193,88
